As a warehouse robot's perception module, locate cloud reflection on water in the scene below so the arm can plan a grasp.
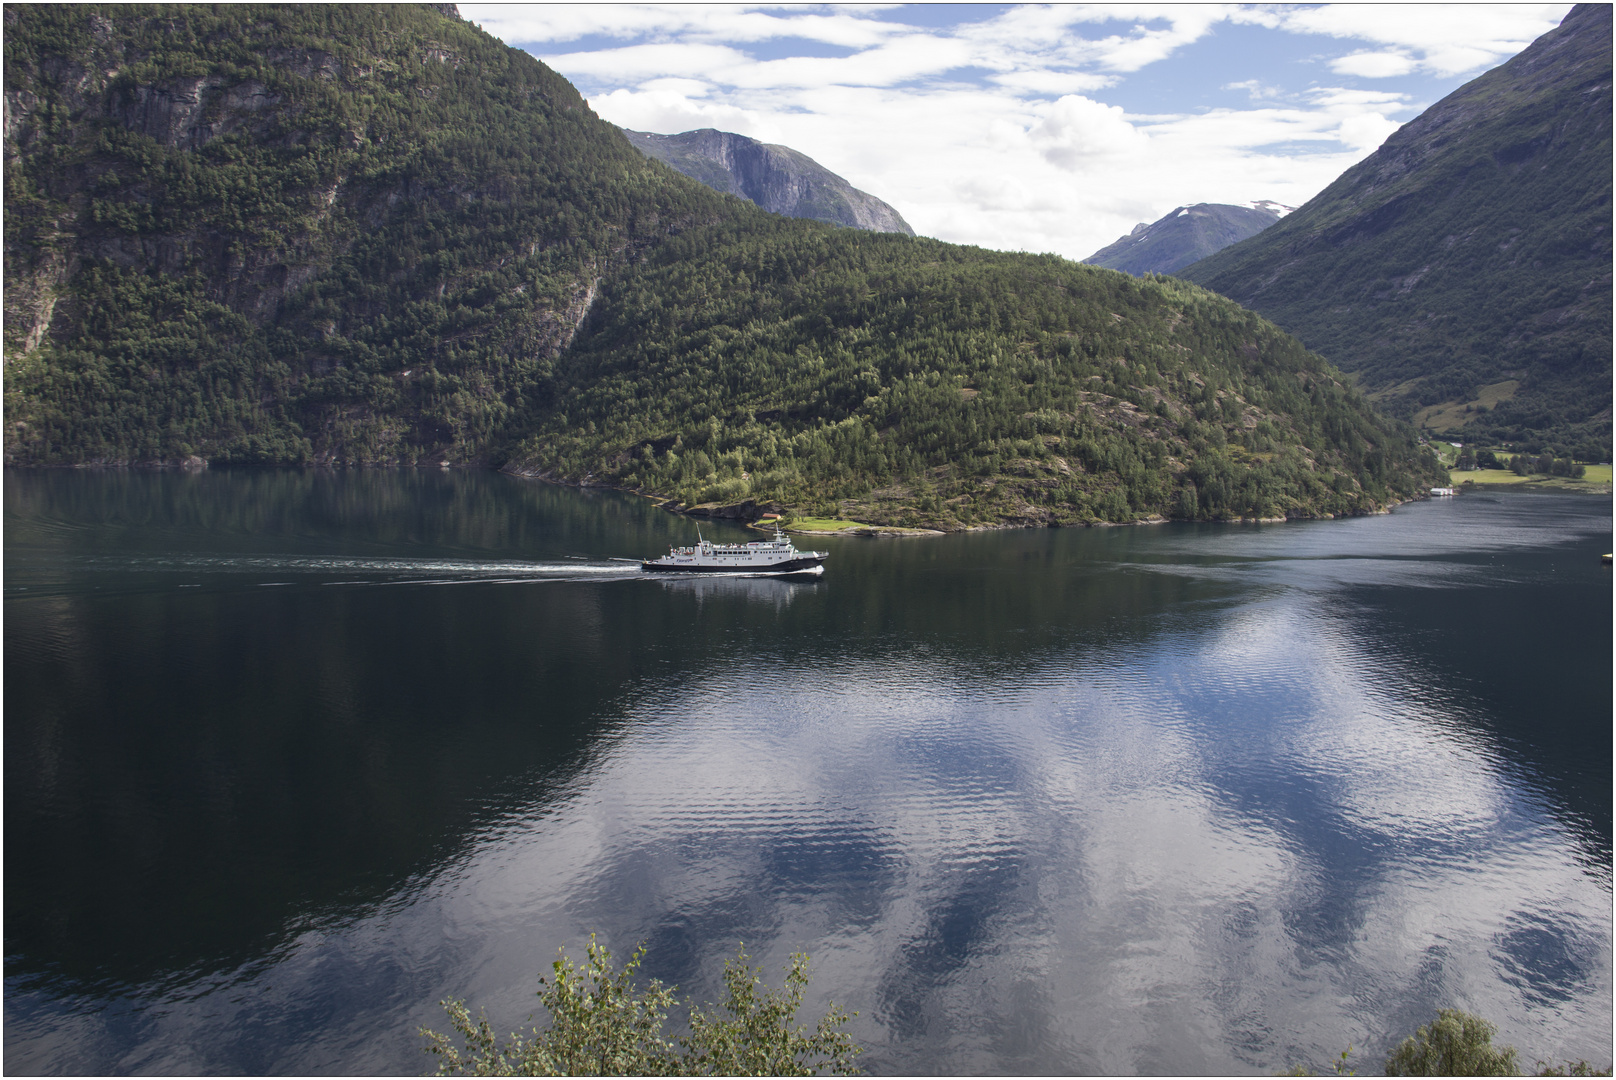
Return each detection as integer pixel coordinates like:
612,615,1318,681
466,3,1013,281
354,569,1610,1074
4,483,1608,1076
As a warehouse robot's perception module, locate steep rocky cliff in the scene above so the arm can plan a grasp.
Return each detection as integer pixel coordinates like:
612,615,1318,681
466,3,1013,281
1085,202,1290,276
624,128,913,235
1180,4,1612,457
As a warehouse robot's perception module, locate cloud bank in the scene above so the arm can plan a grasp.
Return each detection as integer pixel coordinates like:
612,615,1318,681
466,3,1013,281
462,4,1572,260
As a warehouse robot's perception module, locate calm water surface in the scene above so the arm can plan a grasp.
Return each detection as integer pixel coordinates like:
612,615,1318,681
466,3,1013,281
4,470,1611,1075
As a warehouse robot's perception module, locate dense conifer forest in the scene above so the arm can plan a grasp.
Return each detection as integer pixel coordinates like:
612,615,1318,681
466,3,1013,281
4,4,1442,527
513,227,1435,526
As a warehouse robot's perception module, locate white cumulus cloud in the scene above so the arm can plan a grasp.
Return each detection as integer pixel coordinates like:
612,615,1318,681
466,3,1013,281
461,3,1575,260
1276,3,1569,76
1030,95,1150,170
1330,50,1419,79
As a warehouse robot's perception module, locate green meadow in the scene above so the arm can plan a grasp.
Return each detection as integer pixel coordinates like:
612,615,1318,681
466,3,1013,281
768,516,935,535
776,517,876,533
1450,464,1612,490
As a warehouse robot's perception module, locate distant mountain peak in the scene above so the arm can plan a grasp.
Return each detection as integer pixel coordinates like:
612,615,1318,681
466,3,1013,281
1083,201,1287,276
624,128,913,235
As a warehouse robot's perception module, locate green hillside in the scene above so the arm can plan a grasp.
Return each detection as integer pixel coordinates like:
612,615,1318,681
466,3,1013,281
507,227,1439,527
1180,4,1612,460
4,3,1441,526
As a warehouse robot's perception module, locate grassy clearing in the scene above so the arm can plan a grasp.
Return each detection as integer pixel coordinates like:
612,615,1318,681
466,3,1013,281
765,516,939,535
1430,441,1464,466
1454,468,1532,485
776,517,875,532
1416,380,1521,432
1450,465,1613,491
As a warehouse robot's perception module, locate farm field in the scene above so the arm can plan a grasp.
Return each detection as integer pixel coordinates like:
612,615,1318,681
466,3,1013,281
1451,465,1613,491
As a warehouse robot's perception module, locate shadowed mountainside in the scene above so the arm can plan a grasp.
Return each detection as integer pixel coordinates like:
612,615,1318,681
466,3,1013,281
1179,4,1612,459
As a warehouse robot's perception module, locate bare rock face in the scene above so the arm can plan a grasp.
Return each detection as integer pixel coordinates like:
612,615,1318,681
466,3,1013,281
112,75,288,151
1084,202,1292,276
624,128,913,235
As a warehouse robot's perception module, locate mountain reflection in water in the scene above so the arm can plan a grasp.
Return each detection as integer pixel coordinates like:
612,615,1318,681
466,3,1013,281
4,470,1610,1075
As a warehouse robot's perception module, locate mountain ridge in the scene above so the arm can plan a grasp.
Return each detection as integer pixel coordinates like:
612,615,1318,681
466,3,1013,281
1179,3,1612,458
1084,202,1292,276
3,3,1441,527
623,128,913,235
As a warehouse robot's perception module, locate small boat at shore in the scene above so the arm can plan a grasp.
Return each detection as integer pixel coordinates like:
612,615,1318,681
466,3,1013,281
641,524,828,575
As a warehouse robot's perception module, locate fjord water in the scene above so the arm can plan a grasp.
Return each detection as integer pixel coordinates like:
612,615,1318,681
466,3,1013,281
5,470,1610,1075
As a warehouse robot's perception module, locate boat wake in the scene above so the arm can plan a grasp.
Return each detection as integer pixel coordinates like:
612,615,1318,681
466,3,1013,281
8,553,828,600
10,553,652,595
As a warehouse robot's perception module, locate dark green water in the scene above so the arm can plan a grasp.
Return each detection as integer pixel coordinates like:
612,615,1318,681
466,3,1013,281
4,469,1610,1074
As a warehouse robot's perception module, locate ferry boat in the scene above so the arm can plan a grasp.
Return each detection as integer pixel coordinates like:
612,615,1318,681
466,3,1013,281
641,524,828,575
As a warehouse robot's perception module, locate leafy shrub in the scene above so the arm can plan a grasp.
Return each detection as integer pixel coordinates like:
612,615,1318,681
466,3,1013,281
1383,1009,1518,1076
421,936,861,1076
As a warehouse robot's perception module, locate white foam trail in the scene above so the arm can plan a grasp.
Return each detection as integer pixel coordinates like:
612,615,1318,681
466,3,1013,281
79,554,650,584
48,554,829,593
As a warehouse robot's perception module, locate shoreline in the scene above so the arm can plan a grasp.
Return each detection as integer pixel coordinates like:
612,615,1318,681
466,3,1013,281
15,463,1555,534
498,467,1424,535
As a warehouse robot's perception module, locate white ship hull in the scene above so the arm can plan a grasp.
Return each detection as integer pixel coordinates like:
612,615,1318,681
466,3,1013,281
641,527,828,574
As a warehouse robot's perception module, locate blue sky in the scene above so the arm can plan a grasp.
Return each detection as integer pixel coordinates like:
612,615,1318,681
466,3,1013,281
460,4,1573,260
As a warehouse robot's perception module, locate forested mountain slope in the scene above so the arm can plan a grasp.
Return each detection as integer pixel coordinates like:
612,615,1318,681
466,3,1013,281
1084,202,1289,277
4,3,735,467
1180,4,1612,459
4,4,1440,527
507,228,1439,527
623,128,913,235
